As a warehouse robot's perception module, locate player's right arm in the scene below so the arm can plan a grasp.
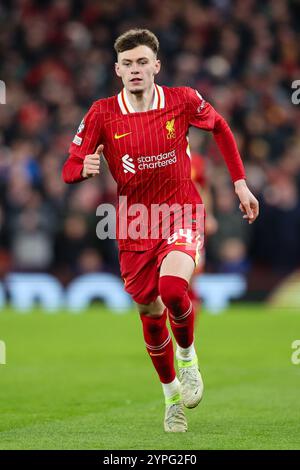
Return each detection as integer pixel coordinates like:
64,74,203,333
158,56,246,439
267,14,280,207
62,102,103,183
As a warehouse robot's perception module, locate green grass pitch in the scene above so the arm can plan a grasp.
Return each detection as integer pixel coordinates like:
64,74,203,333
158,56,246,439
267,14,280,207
0,304,299,450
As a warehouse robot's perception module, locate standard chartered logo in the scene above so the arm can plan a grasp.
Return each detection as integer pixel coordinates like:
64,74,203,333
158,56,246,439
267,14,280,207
138,150,176,170
0,340,6,365
122,154,136,174
122,150,177,174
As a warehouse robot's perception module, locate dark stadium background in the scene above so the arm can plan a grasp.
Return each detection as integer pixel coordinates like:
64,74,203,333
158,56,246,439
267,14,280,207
1,0,300,310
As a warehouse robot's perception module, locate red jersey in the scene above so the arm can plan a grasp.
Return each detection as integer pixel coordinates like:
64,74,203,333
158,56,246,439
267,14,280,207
63,85,245,251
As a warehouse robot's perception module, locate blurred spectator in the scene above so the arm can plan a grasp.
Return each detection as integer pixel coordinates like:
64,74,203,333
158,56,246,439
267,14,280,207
77,248,106,274
207,185,250,269
253,174,300,274
54,213,93,277
218,237,250,274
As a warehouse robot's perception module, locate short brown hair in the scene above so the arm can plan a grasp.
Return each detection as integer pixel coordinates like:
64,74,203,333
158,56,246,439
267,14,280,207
114,28,159,56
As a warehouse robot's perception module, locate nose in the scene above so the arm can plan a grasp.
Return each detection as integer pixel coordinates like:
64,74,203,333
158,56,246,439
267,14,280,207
131,63,140,74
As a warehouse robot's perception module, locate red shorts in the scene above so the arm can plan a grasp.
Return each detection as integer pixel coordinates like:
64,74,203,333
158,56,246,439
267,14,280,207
119,228,204,305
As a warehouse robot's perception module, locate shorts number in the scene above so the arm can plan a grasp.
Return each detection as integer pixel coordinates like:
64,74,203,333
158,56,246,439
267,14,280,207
167,228,193,244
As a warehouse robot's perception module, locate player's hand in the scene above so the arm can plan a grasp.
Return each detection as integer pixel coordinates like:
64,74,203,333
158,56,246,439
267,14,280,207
234,179,259,224
82,144,103,178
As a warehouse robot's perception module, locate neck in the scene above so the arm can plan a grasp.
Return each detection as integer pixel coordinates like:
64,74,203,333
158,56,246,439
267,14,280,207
125,84,155,112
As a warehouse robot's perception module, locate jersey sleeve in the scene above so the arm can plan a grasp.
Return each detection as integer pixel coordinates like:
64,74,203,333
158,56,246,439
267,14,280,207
186,87,246,183
186,87,215,130
62,102,102,183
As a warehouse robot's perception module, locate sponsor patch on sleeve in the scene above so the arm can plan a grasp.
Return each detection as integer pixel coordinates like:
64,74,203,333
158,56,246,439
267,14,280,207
73,135,82,145
195,90,206,113
77,119,85,134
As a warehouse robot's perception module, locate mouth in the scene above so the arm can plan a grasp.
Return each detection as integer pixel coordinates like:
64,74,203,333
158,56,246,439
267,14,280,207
130,78,142,84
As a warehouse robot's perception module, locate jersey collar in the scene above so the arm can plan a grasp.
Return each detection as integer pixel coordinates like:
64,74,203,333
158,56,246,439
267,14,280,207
117,84,165,114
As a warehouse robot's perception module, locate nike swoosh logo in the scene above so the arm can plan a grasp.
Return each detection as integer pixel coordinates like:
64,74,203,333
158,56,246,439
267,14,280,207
149,352,166,357
174,242,189,246
114,132,132,140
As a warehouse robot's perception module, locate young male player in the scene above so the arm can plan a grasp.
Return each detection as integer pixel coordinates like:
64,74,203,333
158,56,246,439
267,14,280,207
62,29,259,432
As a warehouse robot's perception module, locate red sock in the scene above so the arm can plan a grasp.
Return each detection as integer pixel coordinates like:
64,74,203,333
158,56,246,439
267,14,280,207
159,275,195,348
140,309,176,384
188,285,201,323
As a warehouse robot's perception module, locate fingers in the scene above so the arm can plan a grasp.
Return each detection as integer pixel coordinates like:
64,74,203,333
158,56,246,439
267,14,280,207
86,157,100,167
253,199,259,216
85,166,99,175
249,200,259,223
83,148,102,178
86,151,101,166
246,205,254,220
240,201,259,224
86,153,100,163
85,157,100,175
239,203,245,213
95,144,104,155
239,202,251,217
237,185,259,224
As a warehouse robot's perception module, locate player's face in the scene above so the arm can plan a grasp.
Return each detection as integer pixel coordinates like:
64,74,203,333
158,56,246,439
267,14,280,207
115,45,161,94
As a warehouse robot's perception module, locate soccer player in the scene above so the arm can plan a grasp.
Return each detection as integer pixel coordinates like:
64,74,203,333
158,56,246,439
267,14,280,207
62,29,259,432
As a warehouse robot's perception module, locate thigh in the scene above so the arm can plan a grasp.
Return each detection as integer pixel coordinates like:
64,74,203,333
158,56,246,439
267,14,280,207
157,227,204,283
119,248,160,305
160,250,195,283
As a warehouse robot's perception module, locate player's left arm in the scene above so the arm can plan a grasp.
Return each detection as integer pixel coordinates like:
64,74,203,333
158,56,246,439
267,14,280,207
187,88,259,224
213,113,259,224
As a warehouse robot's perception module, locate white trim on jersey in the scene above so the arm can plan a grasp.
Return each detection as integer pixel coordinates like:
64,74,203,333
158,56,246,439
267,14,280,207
123,88,136,113
195,89,206,112
152,85,159,110
158,84,165,109
117,90,128,115
117,85,165,114
186,135,191,159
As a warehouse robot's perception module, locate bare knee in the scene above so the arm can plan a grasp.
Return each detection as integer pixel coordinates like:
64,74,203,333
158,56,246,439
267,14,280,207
136,296,164,318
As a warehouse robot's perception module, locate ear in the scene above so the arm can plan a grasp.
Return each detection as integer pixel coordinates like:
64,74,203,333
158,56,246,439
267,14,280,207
154,59,161,75
115,62,121,78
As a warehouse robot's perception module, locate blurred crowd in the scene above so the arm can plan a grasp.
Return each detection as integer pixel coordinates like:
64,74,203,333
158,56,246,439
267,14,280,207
0,0,300,290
